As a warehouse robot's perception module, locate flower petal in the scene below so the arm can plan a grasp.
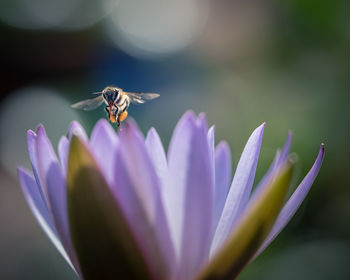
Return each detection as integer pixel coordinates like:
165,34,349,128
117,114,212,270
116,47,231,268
208,125,216,234
68,120,88,142
17,167,72,268
113,121,176,280
197,160,294,280
279,130,292,164
165,112,215,279
27,129,48,205
145,127,168,186
208,126,215,156
211,123,265,255
253,144,325,259
163,110,197,255
36,126,80,274
213,141,232,232
208,125,216,178
58,136,69,177
67,135,152,280
178,114,215,280
89,119,119,185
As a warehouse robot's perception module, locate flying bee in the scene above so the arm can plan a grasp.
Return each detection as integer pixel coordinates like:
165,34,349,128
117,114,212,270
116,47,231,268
71,86,160,127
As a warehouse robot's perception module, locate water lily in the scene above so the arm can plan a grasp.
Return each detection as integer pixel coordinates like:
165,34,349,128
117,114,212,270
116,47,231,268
18,111,324,280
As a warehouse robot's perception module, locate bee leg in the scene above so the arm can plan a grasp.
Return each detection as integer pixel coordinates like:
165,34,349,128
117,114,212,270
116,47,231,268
105,106,111,119
116,117,121,127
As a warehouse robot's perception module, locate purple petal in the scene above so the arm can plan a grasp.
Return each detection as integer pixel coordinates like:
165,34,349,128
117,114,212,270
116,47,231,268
208,126,216,177
145,128,168,186
163,111,197,254
252,131,292,198
68,121,88,142
112,121,176,279
58,136,69,177
36,126,80,274
279,130,292,164
17,167,73,269
208,126,215,150
27,129,48,206
208,126,216,234
178,114,215,280
89,119,119,185
211,123,265,255
198,112,209,132
213,141,232,232
253,144,325,259
165,111,214,279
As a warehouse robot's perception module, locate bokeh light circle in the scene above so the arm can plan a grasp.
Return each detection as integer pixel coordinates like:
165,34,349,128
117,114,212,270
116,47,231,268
106,0,209,58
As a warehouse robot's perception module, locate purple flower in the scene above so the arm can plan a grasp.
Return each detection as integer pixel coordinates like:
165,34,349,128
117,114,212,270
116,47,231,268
18,111,324,280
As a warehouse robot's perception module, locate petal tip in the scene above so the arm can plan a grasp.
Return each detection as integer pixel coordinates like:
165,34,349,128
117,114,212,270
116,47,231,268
92,118,116,135
58,135,68,143
122,119,144,142
35,125,49,143
69,120,88,141
217,140,229,151
69,121,80,133
69,120,80,127
27,129,37,139
95,118,111,128
254,122,266,136
184,109,196,116
146,127,158,139
318,144,325,159
198,112,207,122
149,127,156,134
123,119,141,134
285,131,293,144
197,113,209,131
36,124,46,136
255,122,266,134
182,110,197,122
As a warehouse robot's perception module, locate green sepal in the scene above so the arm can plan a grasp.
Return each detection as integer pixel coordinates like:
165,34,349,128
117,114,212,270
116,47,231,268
67,135,152,280
197,160,295,280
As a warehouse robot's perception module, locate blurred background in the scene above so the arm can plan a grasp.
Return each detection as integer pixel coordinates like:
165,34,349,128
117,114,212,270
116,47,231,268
0,0,349,279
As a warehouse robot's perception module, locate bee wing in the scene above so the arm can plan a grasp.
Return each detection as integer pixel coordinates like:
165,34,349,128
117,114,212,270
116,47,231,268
71,95,104,111
125,92,160,104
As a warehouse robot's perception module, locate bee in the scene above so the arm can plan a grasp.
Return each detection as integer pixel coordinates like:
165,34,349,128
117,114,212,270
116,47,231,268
71,86,159,127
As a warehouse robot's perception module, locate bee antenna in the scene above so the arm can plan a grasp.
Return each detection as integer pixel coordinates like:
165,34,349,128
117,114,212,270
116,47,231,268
91,91,102,95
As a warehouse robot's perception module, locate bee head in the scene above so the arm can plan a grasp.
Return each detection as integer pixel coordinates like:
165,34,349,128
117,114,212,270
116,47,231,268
102,87,120,105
